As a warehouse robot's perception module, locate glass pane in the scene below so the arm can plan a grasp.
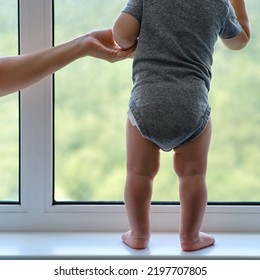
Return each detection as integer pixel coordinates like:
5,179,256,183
207,0,260,203
54,0,260,203
0,0,19,202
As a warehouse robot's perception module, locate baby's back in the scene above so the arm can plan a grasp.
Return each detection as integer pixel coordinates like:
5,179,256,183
133,0,233,89
123,0,241,149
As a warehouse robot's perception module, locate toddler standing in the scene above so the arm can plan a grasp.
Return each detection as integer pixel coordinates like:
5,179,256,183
113,0,250,251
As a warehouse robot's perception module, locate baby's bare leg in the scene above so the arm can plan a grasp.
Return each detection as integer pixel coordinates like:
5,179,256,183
122,119,160,249
174,119,215,251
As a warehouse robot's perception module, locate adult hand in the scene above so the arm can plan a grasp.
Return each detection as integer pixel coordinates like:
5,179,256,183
80,29,136,62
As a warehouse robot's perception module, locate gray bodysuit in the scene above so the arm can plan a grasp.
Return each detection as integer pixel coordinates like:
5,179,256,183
123,0,242,151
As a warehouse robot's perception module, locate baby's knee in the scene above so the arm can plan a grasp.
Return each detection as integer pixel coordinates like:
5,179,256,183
176,167,205,179
127,160,160,180
173,155,206,179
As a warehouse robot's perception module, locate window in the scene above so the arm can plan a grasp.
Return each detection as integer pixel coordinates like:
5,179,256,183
0,0,19,203
0,0,260,232
54,0,260,204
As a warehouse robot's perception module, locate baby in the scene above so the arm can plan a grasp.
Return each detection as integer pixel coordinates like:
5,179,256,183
113,0,250,251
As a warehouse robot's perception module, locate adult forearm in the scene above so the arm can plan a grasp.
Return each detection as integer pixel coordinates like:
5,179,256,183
0,38,82,97
0,29,134,97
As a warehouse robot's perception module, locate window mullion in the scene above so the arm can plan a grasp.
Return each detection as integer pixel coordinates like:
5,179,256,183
19,0,53,214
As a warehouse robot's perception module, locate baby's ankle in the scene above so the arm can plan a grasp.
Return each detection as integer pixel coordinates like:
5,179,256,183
180,232,215,252
122,230,150,249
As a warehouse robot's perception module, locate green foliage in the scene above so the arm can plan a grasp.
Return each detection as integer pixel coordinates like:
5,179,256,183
0,0,19,201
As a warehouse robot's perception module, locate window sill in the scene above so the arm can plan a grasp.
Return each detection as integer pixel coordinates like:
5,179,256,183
0,232,259,259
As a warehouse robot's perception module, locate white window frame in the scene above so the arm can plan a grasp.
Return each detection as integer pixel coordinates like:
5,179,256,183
0,0,259,232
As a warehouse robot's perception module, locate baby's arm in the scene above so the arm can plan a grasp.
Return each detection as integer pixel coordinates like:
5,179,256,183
113,13,140,50
222,0,250,50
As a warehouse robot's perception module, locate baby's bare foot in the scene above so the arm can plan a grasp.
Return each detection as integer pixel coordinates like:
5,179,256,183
122,230,150,250
181,232,215,252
